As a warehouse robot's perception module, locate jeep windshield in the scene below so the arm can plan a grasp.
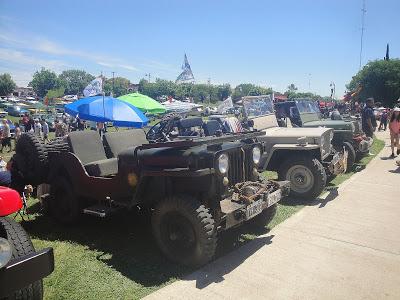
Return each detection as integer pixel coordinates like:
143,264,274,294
295,99,321,114
242,95,279,130
243,96,275,118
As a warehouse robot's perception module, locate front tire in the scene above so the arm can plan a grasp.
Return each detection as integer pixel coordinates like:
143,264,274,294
278,155,326,200
0,217,43,300
151,195,217,267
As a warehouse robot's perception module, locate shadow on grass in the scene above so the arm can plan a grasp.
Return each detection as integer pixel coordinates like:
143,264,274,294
186,235,274,289
20,207,272,289
279,187,338,208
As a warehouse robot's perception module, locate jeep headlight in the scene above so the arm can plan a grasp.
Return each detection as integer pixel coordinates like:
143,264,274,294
252,146,262,165
217,153,229,174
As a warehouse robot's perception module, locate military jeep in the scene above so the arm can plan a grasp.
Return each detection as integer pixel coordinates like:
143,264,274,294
11,127,289,267
239,95,347,200
275,99,372,168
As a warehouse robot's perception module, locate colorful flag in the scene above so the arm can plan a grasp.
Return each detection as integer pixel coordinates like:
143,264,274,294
83,77,103,97
176,53,195,83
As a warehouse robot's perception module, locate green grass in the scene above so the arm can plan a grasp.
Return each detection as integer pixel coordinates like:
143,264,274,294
13,136,385,300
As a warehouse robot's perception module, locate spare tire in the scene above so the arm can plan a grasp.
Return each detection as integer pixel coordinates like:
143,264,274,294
15,133,48,185
46,138,70,159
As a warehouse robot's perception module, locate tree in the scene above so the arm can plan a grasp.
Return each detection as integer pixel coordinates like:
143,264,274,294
287,83,298,93
347,59,400,107
104,76,131,97
231,83,272,101
216,84,231,101
29,68,61,97
59,69,95,95
0,73,16,96
46,87,65,99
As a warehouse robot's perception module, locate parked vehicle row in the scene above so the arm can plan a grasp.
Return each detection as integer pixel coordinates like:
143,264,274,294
2,94,371,297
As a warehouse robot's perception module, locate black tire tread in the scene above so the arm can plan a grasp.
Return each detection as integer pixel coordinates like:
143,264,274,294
14,133,48,185
152,195,217,267
0,217,43,300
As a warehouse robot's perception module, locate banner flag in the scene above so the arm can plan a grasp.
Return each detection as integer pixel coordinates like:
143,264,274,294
83,77,103,97
176,53,195,83
217,96,233,113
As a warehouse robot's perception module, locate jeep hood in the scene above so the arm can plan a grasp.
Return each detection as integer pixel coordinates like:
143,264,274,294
303,120,353,131
258,126,331,144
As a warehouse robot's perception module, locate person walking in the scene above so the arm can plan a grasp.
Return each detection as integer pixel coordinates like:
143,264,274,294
389,107,400,158
34,119,42,138
379,109,388,131
362,98,377,138
41,119,49,143
14,125,21,149
22,113,29,132
0,119,12,153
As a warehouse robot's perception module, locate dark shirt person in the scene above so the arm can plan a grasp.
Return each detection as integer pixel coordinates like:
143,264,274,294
362,98,376,138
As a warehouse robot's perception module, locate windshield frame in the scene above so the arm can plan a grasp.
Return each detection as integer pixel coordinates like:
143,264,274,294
242,95,275,119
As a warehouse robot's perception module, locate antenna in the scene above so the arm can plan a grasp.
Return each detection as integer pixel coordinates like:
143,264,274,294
359,0,366,70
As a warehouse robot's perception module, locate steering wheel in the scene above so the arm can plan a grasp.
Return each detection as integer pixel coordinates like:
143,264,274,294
146,113,180,142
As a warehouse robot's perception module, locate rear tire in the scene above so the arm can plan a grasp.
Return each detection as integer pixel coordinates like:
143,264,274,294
49,176,81,224
278,155,326,200
151,195,217,267
0,217,43,300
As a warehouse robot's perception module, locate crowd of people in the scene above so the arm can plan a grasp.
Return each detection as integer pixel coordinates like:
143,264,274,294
361,97,400,158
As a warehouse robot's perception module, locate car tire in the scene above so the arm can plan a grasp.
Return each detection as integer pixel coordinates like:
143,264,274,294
0,217,43,300
151,195,217,267
247,203,277,228
14,133,48,185
49,176,81,224
278,155,326,200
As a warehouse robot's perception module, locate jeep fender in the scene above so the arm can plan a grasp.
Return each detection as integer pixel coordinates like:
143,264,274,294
260,144,321,171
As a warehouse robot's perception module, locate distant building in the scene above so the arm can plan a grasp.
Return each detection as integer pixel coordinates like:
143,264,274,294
13,87,36,98
127,83,139,93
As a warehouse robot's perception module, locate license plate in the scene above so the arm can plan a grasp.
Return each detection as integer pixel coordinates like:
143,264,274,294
245,199,263,220
267,189,281,207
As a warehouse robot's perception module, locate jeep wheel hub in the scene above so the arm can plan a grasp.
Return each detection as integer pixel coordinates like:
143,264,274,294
286,165,314,193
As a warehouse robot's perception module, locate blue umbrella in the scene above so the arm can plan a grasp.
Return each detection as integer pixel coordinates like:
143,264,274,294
64,96,148,128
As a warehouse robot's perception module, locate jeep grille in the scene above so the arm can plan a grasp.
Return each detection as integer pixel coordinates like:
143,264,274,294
227,149,251,185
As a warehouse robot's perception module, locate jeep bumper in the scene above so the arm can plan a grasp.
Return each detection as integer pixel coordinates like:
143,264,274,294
219,180,290,230
0,248,54,298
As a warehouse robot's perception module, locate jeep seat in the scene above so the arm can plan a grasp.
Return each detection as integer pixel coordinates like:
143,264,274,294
203,120,222,136
67,131,118,177
103,129,148,158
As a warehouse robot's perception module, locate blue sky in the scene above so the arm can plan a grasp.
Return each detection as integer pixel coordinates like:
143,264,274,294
0,0,399,97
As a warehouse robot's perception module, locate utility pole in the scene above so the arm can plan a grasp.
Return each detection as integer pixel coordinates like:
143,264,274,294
359,0,366,70
308,73,311,92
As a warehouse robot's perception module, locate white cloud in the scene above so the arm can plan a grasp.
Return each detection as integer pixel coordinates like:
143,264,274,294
0,32,140,73
0,48,67,70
